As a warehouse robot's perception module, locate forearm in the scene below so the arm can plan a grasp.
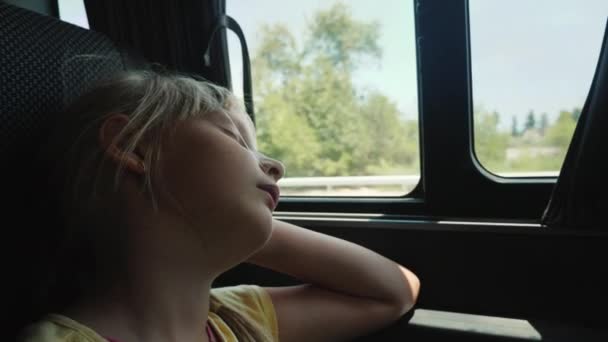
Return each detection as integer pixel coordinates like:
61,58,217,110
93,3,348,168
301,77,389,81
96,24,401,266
247,219,420,310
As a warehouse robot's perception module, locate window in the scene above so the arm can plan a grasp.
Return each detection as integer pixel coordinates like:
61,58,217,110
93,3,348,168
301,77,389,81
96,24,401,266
469,0,608,177
227,0,420,197
57,0,89,29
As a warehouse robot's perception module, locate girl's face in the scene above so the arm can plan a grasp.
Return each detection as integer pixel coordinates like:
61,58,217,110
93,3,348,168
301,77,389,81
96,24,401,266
155,107,284,265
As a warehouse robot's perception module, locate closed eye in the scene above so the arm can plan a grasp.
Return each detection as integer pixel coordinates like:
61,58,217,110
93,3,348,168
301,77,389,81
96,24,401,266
220,127,248,148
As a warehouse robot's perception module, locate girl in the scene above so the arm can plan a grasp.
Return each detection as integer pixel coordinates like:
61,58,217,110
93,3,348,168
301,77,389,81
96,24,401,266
21,69,420,342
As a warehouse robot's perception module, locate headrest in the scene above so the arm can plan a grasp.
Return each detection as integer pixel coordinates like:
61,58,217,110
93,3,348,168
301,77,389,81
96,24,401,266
0,2,125,160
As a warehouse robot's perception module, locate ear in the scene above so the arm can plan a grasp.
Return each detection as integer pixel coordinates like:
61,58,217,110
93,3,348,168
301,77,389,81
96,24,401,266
99,114,146,175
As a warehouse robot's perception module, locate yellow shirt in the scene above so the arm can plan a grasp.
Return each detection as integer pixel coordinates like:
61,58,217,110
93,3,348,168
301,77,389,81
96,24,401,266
19,284,279,342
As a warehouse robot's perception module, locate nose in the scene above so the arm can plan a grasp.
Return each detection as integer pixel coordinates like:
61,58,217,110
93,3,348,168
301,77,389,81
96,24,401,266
259,154,285,181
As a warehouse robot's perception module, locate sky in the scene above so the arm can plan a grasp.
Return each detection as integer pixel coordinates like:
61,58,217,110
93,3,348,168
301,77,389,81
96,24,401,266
227,0,608,130
59,0,608,130
469,0,608,129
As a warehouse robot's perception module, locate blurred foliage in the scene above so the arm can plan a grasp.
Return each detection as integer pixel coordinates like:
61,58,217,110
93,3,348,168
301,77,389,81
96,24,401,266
475,107,579,173
251,2,579,177
252,2,418,177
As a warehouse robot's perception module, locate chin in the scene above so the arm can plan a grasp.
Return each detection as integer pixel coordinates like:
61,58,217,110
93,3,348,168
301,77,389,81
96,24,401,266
232,201,274,247
250,204,274,243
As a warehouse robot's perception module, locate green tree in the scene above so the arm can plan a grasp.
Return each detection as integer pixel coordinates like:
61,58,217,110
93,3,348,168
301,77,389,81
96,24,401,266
539,113,548,135
356,92,419,174
524,110,536,131
546,110,577,150
572,107,581,122
475,108,509,171
255,92,323,177
304,2,381,71
511,116,519,137
251,2,418,177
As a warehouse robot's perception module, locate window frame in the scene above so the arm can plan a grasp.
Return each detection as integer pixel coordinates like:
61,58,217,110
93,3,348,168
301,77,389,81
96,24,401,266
414,0,554,221
224,0,557,221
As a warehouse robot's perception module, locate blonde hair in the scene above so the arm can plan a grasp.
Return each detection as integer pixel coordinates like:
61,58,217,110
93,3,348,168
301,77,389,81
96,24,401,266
39,69,271,341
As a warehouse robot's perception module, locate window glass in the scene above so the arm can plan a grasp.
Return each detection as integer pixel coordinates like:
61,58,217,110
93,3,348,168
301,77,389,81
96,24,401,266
470,0,608,177
57,0,89,29
228,0,420,196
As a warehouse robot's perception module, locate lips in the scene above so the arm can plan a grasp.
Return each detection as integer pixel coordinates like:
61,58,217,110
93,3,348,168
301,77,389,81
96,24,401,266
257,184,280,210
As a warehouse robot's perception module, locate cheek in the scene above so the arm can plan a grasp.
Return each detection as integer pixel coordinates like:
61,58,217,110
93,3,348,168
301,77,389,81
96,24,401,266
155,144,271,249
159,151,243,216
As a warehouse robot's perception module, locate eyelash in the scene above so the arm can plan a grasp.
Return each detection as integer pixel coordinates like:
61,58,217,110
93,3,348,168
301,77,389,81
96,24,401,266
221,127,248,148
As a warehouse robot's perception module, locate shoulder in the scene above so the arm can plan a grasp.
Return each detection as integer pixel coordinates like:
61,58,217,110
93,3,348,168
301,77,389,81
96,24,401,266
18,314,106,342
211,284,279,340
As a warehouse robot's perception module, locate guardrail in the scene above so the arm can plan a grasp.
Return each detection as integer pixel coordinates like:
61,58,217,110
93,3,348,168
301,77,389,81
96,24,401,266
276,171,559,196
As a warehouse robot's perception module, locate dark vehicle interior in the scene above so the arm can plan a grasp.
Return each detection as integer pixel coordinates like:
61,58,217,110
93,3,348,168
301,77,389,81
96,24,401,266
3,0,608,341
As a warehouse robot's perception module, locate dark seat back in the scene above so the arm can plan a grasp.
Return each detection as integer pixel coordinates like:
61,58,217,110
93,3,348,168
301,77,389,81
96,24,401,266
0,2,126,337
